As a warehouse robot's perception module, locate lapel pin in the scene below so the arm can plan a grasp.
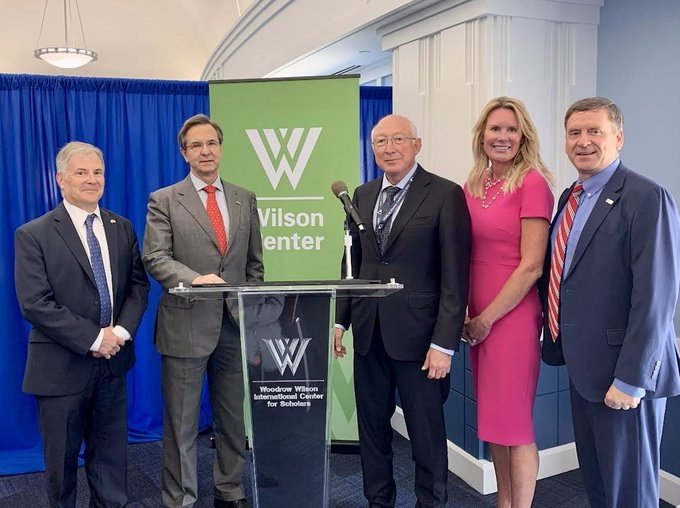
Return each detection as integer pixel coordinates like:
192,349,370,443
110,219,117,223
605,198,614,205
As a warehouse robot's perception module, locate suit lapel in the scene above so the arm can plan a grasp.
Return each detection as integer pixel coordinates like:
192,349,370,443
101,209,119,296
382,166,430,254
52,203,96,286
565,165,627,278
176,175,223,254
357,178,382,257
222,180,242,247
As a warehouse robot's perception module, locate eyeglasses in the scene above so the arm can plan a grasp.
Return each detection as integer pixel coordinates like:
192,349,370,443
185,140,221,152
371,135,416,148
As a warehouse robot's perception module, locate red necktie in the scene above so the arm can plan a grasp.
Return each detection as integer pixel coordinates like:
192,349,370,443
203,185,228,255
548,182,584,341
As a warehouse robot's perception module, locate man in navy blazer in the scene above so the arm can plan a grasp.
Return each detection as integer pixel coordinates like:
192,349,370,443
541,97,680,507
15,142,149,507
334,114,471,507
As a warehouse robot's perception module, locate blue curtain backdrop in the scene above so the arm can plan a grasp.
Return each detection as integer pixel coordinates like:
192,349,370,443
359,86,392,183
0,74,209,475
0,74,392,475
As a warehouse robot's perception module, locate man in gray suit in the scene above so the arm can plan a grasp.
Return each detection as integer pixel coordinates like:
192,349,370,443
143,114,264,508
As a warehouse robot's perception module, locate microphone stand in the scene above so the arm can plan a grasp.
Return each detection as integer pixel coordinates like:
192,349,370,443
343,218,354,280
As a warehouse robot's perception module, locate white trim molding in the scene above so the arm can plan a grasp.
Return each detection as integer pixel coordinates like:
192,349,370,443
391,407,578,495
661,470,680,507
392,406,678,505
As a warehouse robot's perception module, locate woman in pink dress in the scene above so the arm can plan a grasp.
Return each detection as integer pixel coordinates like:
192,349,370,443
463,97,554,507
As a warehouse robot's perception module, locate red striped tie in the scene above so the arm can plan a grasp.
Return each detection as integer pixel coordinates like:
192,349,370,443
548,182,584,341
203,185,228,255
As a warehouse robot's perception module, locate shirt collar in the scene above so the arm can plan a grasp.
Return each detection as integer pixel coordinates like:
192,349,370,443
62,199,101,226
381,163,418,191
581,158,620,196
190,172,223,193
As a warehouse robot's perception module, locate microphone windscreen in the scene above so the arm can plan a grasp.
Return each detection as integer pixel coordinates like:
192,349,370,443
331,180,349,197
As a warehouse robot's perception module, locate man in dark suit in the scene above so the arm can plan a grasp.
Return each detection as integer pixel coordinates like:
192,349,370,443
15,141,150,507
541,97,680,507
143,114,264,508
334,114,471,507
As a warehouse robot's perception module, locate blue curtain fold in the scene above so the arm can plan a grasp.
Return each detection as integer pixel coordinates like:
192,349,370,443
0,74,209,475
0,74,392,476
359,86,392,183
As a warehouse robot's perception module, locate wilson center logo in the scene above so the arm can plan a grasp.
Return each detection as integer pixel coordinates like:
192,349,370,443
246,127,322,190
263,337,312,376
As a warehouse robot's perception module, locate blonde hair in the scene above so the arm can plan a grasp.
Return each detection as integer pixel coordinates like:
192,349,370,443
467,97,553,197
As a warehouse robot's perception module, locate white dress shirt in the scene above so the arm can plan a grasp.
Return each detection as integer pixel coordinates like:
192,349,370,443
62,199,130,351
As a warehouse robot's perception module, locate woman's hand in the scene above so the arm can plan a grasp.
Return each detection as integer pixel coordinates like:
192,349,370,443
466,315,493,346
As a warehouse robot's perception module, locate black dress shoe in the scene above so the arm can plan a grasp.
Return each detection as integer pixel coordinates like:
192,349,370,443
214,498,248,508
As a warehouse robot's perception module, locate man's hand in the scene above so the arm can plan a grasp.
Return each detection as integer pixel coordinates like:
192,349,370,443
421,348,451,379
96,327,126,359
192,274,226,285
604,384,641,411
333,328,347,358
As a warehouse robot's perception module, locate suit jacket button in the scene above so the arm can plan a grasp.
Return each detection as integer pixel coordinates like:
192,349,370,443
380,261,388,265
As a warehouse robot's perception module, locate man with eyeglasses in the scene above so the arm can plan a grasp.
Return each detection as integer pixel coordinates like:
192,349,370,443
143,114,264,508
15,141,149,507
334,114,471,507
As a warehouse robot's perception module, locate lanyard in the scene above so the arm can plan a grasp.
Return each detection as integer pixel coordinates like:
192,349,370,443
376,175,414,231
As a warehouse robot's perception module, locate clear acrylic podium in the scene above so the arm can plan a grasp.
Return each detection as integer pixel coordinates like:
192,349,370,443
170,280,402,508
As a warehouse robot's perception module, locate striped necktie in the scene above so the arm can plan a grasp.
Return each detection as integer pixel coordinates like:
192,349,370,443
548,182,584,341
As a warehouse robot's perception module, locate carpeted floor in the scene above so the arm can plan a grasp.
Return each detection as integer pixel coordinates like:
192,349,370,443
0,433,671,507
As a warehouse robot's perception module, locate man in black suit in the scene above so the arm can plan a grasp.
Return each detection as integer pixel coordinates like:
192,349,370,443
334,114,471,507
15,141,149,507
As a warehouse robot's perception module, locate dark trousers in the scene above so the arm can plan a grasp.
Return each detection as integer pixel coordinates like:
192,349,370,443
353,319,450,508
36,359,128,508
161,315,245,508
570,383,666,508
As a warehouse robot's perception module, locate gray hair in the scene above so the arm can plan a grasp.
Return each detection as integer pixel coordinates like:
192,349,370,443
56,141,105,175
565,97,624,131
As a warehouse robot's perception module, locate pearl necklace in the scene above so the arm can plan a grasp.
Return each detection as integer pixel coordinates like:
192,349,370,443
481,170,506,208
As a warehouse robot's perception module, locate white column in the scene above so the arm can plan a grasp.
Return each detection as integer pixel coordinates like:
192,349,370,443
379,0,602,192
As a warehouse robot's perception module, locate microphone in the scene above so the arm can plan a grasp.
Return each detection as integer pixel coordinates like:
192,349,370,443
331,181,366,232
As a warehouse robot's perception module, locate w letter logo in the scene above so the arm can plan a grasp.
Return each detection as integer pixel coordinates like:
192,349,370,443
246,127,322,190
263,337,312,376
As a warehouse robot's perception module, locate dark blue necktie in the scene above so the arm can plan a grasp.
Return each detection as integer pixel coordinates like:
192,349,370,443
376,186,401,254
85,214,112,327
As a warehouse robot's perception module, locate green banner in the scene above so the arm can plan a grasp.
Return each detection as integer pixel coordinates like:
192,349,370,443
209,76,359,441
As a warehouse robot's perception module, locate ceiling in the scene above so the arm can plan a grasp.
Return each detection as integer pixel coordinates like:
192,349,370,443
0,0,254,80
265,25,391,80
0,0,391,82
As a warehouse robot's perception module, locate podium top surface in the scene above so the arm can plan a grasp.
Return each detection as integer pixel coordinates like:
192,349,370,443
169,279,403,299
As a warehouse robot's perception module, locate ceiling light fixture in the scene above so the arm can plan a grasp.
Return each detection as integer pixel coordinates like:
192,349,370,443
34,0,98,69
